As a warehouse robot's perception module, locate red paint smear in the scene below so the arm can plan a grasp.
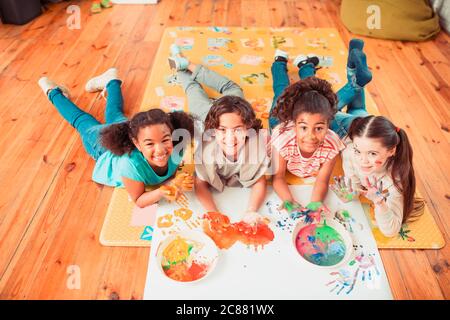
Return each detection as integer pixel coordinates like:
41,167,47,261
164,261,209,282
202,212,239,249
202,212,275,250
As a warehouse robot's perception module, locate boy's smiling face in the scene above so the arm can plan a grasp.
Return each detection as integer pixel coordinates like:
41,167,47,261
294,112,329,156
215,112,248,160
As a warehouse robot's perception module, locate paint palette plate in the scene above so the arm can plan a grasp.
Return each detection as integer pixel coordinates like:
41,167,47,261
156,230,219,283
292,219,353,269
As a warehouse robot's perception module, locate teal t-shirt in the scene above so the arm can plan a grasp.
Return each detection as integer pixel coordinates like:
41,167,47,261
92,148,182,187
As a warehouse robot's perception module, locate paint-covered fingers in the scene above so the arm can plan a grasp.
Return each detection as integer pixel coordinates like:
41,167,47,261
305,201,330,215
360,177,389,205
280,200,301,213
173,173,194,192
331,176,357,203
160,185,178,202
318,203,331,215
365,176,373,188
242,211,269,227
161,185,188,207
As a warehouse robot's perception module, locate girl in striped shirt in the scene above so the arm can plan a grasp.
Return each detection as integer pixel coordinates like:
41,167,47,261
270,77,345,213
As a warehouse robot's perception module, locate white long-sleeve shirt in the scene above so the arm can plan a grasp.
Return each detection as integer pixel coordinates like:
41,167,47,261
342,141,403,237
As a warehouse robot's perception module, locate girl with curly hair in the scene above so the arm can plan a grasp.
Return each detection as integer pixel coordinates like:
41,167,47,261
38,68,194,208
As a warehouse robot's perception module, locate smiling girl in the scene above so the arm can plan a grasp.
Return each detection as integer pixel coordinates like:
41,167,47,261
343,116,422,237
38,69,194,208
270,77,345,211
194,96,270,223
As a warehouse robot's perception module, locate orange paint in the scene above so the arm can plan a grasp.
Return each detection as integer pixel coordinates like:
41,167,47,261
235,221,275,247
202,212,239,249
157,214,174,228
164,261,209,282
174,208,193,220
202,212,275,250
160,185,177,196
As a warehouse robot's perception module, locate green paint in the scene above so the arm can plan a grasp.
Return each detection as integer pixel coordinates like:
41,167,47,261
345,193,354,201
283,200,300,213
306,201,322,211
349,260,356,266
315,223,343,243
341,210,350,218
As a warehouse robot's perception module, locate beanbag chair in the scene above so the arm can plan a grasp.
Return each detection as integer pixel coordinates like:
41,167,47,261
340,0,441,41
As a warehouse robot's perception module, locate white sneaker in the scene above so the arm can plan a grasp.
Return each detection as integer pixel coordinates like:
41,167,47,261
274,49,288,60
38,77,70,97
85,68,118,93
293,54,319,68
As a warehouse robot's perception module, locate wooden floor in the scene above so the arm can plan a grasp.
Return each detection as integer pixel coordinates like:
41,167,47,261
0,0,448,300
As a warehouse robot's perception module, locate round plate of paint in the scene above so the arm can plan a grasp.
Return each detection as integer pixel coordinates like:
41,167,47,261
292,219,352,268
156,230,219,283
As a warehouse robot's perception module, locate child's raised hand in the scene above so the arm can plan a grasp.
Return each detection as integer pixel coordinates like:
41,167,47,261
173,173,194,192
330,176,358,203
359,176,389,205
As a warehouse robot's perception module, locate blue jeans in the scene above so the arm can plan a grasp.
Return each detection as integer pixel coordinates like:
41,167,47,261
269,61,368,137
332,67,369,138
48,79,127,160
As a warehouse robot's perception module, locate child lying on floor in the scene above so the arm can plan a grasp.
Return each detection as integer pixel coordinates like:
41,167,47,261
38,68,194,208
194,96,270,225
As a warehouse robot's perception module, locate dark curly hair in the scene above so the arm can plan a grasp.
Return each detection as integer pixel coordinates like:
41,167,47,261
204,95,262,131
270,77,337,129
100,108,195,156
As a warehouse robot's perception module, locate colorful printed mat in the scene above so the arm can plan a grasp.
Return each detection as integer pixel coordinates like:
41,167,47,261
99,27,444,249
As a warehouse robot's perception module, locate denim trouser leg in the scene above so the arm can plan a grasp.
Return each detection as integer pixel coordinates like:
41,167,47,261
330,112,358,139
347,88,367,114
269,60,290,129
332,91,369,138
298,63,316,80
48,88,108,160
177,70,213,122
191,64,244,98
177,65,244,121
105,79,128,124
269,61,318,129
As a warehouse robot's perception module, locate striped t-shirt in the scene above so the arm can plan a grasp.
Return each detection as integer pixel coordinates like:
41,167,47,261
270,121,345,178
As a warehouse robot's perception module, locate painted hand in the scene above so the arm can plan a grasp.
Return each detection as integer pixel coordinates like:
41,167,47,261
242,211,269,227
172,172,194,192
359,176,390,205
278,200,302,213
306,201,330,215
159,185,189,207
330,176,358,203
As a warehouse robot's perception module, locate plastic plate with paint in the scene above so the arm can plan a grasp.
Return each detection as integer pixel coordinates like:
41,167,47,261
156,230,219,283
292,219,353,269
